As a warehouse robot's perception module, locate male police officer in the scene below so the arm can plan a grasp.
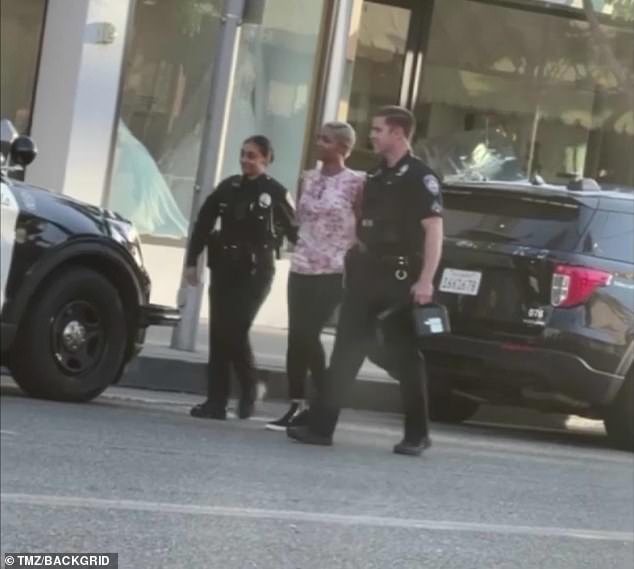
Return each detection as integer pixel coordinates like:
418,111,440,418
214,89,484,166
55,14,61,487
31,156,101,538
288,106,444,456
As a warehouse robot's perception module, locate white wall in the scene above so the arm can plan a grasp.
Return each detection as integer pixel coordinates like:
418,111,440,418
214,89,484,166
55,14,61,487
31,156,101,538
27,0,131,206
142,242,290,329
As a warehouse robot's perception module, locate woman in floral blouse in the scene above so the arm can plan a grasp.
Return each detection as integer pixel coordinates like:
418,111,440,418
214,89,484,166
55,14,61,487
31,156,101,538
267,122,363,430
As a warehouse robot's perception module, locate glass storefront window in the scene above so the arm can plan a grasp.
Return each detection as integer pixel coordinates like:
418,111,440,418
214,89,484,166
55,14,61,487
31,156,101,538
0,0,47,134
108,0,223,240
341,1,412,171
219,0,327,195
109,0,327,240
412,0,634,187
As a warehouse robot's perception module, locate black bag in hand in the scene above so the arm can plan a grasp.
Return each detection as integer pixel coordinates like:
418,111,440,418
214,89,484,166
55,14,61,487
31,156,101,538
412,303,451,338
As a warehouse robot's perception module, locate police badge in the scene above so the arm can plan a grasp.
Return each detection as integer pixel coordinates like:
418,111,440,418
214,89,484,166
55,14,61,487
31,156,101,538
396,164,409,176
258,192,272,208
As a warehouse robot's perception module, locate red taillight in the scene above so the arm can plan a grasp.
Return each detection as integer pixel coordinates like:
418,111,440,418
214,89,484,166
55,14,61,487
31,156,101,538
501,343,536,352
551,265,612,307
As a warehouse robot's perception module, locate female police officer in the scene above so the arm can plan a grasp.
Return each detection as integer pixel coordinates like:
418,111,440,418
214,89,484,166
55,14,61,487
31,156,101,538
185,135,297,420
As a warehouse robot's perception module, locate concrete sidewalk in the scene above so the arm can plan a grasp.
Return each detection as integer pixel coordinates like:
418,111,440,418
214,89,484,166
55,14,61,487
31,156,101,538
119,322,405,413
117,322,591,430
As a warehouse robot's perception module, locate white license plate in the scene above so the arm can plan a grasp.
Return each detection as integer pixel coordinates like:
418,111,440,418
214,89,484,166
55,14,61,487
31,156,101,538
439,268,482,296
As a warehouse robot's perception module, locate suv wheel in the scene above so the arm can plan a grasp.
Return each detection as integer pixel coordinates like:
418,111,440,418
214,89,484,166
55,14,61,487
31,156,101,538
429,390,480,423
11,268,128,402
604,370,634,451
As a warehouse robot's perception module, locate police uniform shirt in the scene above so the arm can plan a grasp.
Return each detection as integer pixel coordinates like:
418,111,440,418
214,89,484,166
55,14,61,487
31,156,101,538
186,174,297,267
358,152,443,256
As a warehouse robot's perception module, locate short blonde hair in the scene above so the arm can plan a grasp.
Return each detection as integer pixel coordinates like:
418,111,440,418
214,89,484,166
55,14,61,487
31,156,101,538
322,121,356,156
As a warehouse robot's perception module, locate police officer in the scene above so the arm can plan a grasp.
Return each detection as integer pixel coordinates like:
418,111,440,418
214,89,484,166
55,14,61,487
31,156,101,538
288,106,444,456
186,135,297,420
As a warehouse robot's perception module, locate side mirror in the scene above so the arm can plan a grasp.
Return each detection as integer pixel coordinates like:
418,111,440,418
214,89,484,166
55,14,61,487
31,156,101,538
10,135,37,167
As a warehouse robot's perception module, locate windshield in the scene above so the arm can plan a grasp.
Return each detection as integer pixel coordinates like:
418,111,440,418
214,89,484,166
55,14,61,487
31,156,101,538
414,129,634,196
442,188,594,250
414,129,528,184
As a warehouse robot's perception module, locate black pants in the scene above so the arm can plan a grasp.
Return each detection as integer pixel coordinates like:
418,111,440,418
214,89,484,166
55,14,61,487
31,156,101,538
207,263,274,408
309,249,430,442
286,272,343,400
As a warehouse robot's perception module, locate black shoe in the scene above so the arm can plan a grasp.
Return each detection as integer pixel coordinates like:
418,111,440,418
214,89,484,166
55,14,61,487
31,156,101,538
238,399,255,420
288,409,309,428
287,425,332,446
393,437,431,456
190,402,226,420
266,403,302,431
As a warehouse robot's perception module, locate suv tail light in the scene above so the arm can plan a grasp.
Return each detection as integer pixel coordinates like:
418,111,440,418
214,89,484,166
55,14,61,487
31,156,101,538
551,265,612,307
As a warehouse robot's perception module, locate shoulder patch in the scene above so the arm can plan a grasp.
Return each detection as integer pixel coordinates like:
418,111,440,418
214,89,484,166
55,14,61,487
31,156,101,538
423,175,440,195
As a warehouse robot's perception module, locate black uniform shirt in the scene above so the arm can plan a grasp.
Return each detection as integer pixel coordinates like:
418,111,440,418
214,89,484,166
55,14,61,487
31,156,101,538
186,174,297,267
358,152,443,256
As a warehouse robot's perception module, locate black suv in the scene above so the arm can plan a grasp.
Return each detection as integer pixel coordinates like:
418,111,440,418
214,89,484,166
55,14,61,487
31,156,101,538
423,178,633,450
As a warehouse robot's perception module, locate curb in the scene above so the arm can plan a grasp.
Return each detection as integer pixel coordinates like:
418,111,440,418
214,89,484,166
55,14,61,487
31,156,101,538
4,357,580,430
118,353,580,430
119,352,404,414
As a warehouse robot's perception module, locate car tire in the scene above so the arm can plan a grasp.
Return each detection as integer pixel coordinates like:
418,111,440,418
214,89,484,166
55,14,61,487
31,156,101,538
604,371,634,452
11,267,128,402
429,390,480,423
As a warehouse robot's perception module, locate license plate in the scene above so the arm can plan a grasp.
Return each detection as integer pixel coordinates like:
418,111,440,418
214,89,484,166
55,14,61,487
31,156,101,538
439,268,482,296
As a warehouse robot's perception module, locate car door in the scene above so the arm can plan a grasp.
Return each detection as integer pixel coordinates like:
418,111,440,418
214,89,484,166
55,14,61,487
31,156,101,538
1,179,19,311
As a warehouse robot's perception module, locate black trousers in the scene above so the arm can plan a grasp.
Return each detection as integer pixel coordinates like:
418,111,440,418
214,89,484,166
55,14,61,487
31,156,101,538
286,272,344,400
309,249,430,442
207,263,274,408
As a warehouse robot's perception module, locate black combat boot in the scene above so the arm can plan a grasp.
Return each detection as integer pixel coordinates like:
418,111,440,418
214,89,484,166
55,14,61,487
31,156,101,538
190,401,227,420
286,425,333,446
266,402,305,431
286,404,337,446
393,437,431,456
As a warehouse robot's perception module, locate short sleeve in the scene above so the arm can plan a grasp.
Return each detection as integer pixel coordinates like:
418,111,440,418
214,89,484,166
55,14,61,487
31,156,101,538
412,171,443,220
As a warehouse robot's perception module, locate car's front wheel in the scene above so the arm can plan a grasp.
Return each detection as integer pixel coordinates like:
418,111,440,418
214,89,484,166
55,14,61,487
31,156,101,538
11,267,128,402
604,370,634,451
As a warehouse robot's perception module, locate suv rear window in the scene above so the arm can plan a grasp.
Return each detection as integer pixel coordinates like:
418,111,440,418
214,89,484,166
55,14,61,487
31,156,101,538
583,210,634,264
443,188,594,251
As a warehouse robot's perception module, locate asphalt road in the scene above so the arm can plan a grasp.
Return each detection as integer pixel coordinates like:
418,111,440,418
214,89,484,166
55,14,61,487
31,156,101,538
1,385,633,569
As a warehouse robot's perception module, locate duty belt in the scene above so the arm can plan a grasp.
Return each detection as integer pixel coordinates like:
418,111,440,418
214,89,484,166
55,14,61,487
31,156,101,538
382,255,414,281
219,242,274,268
358,247,421,281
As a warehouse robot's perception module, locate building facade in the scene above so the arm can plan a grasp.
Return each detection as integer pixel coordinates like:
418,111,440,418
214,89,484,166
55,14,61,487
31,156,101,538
2,0,633,330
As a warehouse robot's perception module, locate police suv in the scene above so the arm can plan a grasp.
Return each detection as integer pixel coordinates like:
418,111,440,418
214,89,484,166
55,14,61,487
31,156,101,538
417,131,634,450
0,120,178,402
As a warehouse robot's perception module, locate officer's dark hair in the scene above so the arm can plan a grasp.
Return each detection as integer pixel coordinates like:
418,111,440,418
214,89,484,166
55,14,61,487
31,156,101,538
374,106,416,139
244,135,275,164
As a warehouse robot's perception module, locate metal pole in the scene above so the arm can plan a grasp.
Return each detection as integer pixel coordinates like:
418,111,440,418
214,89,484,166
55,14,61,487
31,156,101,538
321,0,354,123
171,0,245,351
